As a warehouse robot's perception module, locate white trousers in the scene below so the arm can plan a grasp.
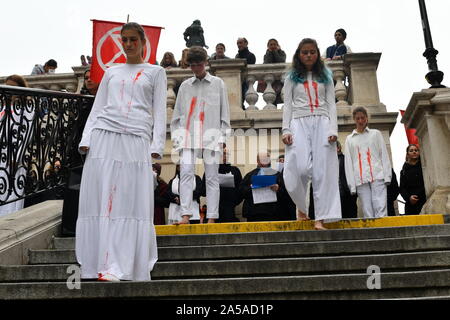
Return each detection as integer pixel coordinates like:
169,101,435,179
283,116,341,221
356,179,387,218
180,149,220,219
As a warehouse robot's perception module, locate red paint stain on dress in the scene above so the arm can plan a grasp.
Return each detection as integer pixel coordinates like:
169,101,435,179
358,147,363,184
107,185,117,217
367,148,374,183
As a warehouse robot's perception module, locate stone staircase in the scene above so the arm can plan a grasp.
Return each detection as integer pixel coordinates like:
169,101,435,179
1,223,450,300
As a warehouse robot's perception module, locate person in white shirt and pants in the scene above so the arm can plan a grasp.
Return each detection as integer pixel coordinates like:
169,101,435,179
282,38,341,230
170,46,231,224
344,106,392,218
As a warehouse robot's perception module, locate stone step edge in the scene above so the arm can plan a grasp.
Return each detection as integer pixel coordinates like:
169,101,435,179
154,214,445,236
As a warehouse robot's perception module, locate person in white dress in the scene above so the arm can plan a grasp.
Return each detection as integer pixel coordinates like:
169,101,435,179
170,46,230,224
75,22,167,282
282,38,341,230
344,106,392,218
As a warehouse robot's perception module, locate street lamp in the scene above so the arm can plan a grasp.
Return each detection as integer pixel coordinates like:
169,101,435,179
418,0,445,88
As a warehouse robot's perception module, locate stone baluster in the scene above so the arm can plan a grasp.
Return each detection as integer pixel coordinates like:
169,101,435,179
245,76,258,110
49,84,61,91
333,69,351,114
65,83,77,93
262,74,276,110
167,78,177,110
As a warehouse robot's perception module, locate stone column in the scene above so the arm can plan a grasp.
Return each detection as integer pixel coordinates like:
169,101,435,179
209,59,247,120
402,88,450,215
344,53,386,112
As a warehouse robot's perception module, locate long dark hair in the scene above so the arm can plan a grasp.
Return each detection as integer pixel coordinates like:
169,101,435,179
289,38,331,84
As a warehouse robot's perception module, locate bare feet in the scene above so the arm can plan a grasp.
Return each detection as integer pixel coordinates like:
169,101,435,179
314,220,327,230
297,209,310,221
174,215,190,225
207,219,216,224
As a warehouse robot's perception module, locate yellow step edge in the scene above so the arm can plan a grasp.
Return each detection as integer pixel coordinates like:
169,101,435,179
155,214,445,236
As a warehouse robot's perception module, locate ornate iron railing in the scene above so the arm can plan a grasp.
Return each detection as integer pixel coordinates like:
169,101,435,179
0,85,94,206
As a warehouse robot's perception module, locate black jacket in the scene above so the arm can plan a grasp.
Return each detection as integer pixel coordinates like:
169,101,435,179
235,48,256,64
400,161,426,215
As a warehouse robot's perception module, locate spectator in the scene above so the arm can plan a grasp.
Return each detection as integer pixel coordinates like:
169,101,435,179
236,37,256,109
166,164,202,224
179,48,190,69
275,154,285,172
236,37,256,64
337,140,358,218
160,52,178,69
170,46,230,224
0,75,29,217
209,43,231,61
400,144,426,215
239,151,282,222
324,28,352,61
344,106,392,218
31,59,57,75
80,69,99,95
153,163,169,225
387,168,400,216
282,38,341,230
203,146,243,223
258,38,286,105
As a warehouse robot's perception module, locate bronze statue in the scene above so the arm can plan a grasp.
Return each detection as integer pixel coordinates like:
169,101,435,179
183,20,209,49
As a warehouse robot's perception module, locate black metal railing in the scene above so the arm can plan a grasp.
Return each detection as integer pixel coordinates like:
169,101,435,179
0,85,94,206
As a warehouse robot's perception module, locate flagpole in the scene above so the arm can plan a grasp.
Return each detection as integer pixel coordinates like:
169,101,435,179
127,15,130,23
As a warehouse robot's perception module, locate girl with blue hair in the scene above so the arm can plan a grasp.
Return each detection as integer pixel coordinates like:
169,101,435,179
282,38,341,230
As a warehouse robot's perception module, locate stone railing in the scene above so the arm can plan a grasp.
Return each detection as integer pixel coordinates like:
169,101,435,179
0,53,388,123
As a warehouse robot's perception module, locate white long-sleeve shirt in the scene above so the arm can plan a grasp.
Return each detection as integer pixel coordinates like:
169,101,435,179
79,63,167,157
344,127,392,194
282,71,338,137
170,72,230,152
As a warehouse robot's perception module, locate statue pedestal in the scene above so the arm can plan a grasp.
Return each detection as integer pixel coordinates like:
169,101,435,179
402,88,450,215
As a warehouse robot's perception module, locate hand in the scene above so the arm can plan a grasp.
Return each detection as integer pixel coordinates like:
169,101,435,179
328,136,337,143
282,134,293,145
80,146,89,153
174,197,180,205
410,195,419,205
270,184,279,192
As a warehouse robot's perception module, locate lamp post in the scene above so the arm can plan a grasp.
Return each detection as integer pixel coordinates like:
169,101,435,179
418,0,445,88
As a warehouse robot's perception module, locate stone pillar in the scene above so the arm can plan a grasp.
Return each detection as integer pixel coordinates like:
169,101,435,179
344,53,386,112
209,59,247,120
402,88,450,215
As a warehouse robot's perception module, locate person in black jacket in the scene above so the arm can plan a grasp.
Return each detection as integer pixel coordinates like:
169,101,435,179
400,144,426,215
239,151,282,222
203,147,243,222
337,141,358,218
236,37,256,109
387,169,400,216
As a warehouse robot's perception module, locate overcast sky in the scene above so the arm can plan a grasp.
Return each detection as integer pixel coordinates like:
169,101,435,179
1,0,449,212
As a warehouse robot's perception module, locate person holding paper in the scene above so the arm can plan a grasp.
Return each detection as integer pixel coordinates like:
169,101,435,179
282,38,341,230
239,151,282,222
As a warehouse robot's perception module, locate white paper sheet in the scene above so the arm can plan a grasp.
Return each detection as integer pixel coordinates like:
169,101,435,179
252,187,277,204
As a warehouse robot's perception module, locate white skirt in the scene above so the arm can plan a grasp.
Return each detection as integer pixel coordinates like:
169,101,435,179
75,129,157,281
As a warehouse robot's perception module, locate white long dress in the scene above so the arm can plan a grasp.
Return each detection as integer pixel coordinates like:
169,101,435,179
75,63,167,281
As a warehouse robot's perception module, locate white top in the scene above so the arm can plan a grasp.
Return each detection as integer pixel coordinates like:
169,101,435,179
282,72,338,137
170,72,230,152
344,127,392,194
79,63,167,157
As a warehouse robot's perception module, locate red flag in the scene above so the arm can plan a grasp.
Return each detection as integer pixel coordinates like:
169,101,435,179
90,19,163,83
400,110,419,146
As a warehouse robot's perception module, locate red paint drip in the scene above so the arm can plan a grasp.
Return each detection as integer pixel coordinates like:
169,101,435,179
107,185,117,217
358,147,363,184
303,81,314,112
367,148,374,183
134,69,144,82
199,102,205,148
185,97,197,148
312,81,319,108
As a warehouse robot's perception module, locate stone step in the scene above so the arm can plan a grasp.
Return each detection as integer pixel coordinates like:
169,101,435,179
2,251,450,282
52,224,450,249
1,269,450,300
29,235,450,265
